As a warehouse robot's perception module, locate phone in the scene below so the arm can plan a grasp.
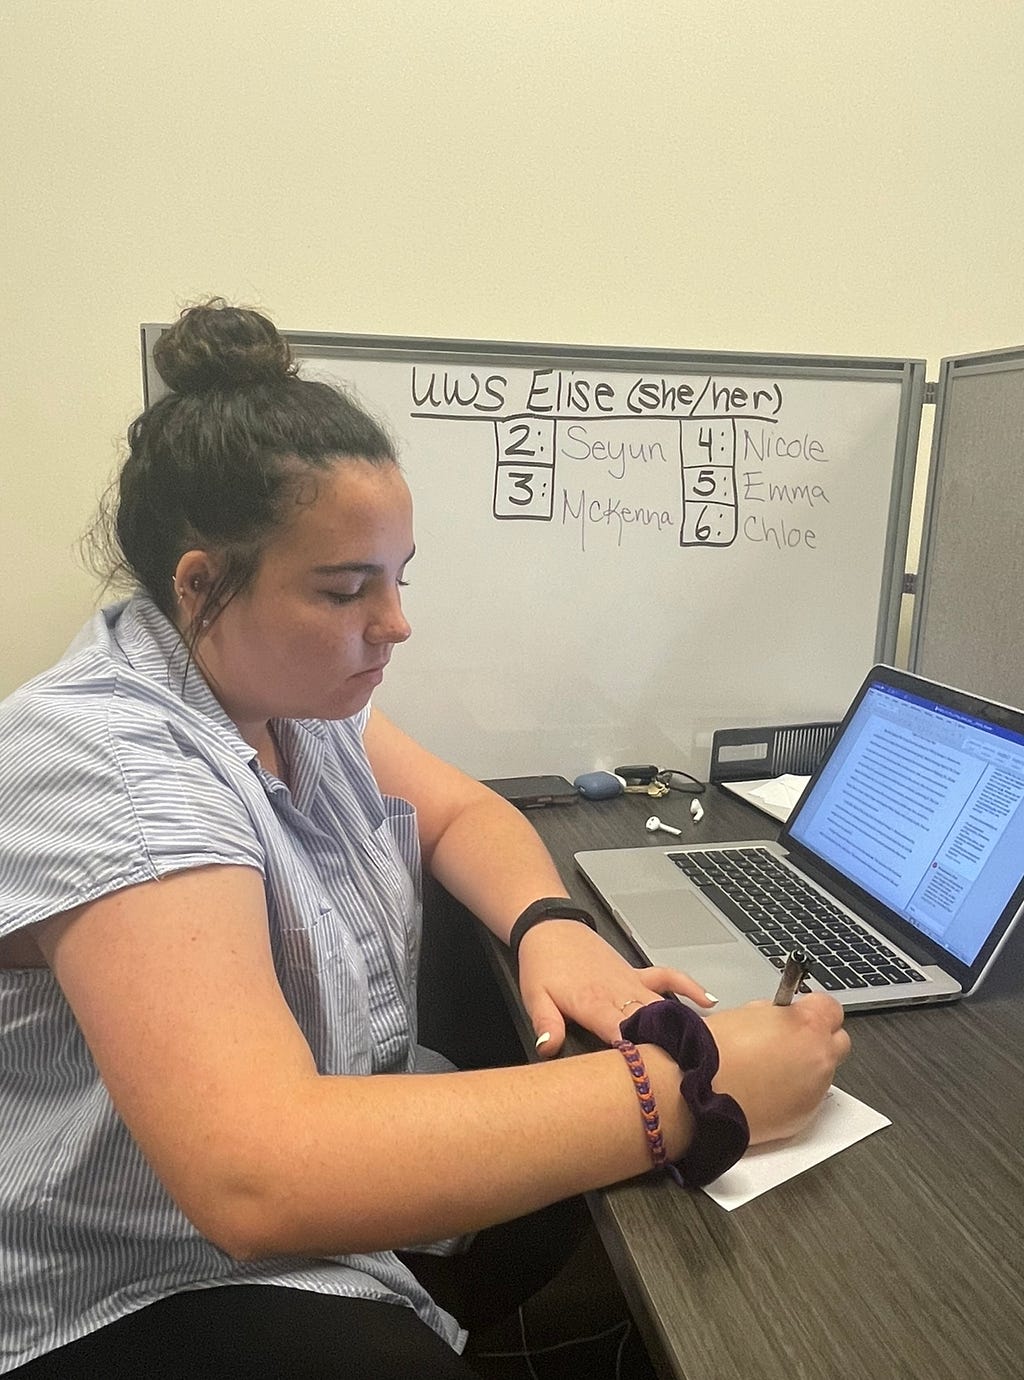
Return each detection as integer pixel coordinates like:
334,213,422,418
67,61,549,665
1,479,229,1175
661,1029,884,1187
481,774,579,809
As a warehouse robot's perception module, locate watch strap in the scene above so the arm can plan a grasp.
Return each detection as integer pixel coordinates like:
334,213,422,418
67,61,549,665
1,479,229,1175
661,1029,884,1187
509,897,597,963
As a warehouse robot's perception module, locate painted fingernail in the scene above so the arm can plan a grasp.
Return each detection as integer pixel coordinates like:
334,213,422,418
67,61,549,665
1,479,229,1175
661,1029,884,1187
535,1032,552,1048
704,992,719,1004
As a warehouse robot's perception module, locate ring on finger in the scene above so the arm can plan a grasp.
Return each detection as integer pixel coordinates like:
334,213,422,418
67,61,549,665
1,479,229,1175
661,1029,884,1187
619,999,644,1013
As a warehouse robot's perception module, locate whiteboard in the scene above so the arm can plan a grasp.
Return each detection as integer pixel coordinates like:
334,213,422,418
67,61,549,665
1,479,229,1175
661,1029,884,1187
909,345,1024,708
142,330,924,779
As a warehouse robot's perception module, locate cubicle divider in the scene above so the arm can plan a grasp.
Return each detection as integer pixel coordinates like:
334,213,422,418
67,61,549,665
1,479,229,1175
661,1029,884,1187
910,345,1024,710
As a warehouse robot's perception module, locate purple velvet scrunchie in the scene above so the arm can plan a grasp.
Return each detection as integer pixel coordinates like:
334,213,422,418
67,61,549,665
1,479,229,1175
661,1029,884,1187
620,999,750,1188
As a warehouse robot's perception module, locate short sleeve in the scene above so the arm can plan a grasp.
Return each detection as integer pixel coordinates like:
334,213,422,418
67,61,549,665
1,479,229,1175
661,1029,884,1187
0,667,266,937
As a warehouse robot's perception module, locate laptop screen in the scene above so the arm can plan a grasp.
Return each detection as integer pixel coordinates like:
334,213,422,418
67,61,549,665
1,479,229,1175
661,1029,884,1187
785,675,1024,967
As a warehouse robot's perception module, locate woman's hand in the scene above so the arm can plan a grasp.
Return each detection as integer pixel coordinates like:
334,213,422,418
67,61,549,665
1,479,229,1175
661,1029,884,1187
705,995,850,1144
516,919,717,1055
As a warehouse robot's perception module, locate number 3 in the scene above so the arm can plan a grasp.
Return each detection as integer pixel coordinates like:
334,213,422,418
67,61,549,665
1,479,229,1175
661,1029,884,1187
507,471,534,504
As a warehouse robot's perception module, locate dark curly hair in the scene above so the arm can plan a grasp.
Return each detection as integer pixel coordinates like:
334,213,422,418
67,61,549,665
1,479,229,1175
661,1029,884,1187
88,298,396,635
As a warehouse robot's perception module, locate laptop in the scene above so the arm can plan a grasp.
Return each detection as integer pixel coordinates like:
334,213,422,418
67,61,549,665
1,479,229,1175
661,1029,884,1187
575,665,1024,1011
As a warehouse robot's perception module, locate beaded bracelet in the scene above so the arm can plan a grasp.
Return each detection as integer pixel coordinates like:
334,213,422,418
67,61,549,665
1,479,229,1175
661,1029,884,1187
613,1039,685,1187
619,1000,750,1189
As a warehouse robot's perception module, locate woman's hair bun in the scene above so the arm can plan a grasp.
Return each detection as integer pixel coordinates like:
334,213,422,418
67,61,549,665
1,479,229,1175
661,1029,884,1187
153,297,295,395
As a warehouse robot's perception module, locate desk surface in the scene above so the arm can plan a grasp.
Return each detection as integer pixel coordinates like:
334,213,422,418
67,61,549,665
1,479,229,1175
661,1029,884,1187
478,787,1024,1380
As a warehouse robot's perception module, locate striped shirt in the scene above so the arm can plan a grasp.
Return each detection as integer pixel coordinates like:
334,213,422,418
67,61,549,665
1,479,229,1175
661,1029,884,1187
0,592,464,1370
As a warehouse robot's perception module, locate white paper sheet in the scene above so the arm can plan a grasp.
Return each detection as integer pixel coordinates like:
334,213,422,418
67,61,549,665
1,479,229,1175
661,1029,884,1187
719,774,811,823
701,1086,891,1209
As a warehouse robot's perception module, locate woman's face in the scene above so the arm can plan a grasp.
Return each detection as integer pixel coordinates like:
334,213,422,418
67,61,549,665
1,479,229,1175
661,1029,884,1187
195,459,414,735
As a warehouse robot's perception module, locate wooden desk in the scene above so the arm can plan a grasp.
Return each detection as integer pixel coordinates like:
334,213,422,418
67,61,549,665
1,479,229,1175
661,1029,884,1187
429,787,1024,1380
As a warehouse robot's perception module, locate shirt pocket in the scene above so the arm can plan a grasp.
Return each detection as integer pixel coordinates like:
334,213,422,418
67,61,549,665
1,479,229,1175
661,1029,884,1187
273,901,374,1074
275,899,349,974
361,800,422,975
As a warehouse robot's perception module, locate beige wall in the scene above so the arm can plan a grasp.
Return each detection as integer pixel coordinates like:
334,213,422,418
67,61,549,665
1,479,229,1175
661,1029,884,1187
3,0,1023,695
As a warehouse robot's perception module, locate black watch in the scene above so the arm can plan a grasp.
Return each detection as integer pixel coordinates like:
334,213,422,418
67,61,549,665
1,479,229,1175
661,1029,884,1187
508,897,598,963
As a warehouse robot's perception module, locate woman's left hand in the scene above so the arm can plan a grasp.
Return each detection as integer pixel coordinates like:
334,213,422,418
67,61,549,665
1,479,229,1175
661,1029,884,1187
515,919,717,1055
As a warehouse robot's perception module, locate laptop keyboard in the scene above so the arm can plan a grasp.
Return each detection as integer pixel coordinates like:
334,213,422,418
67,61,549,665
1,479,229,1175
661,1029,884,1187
670,847,928,991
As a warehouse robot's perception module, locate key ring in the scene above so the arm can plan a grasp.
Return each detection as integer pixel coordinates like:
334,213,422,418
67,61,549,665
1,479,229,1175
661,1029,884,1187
615,763,706,796
623,780,669,798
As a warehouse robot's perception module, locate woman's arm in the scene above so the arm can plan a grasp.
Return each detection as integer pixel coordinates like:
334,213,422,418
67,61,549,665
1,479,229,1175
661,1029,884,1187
35,864,848,1262
364,708,717,1049
363,707,569,938
34,864,689,1256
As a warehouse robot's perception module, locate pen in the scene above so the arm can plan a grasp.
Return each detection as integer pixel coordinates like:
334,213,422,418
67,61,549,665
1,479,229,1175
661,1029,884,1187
772,949,809,1006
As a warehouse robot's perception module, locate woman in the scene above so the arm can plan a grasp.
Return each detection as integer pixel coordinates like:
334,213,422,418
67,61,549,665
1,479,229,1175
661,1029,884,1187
0,300,849,1376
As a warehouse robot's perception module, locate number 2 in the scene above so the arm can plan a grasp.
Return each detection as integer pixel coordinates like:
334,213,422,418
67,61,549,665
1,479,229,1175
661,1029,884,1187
504,423,535,457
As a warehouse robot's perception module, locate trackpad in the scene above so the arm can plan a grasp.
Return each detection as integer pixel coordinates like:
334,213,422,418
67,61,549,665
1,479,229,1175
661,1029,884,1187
621,890,738,948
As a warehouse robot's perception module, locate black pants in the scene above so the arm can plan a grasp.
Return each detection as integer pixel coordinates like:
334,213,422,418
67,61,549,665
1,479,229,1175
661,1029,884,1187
11,1198,592,1378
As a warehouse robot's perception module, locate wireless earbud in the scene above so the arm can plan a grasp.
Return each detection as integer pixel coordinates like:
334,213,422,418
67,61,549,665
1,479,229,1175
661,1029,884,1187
645,815,682,837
